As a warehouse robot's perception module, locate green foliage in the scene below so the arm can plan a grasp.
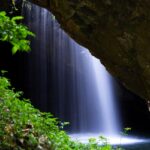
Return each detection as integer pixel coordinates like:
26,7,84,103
117,127,132,150
86,136,112,150
122,128,131,136
11,0,18,11
0,11,34,54
0,74,60,149
0,74,119,150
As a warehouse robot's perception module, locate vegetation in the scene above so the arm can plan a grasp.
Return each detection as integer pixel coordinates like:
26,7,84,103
0,74,116,149
0,11,34,54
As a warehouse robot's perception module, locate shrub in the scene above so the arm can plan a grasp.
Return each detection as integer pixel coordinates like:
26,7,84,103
0,74,116,149
0,11,34,54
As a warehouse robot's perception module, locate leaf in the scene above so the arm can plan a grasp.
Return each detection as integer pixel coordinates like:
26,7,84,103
1,70,8,75
0,11,6,16
0,11,34,54
11,16,23,22
12,45,19,54
1,35,8,41
124,127,131,131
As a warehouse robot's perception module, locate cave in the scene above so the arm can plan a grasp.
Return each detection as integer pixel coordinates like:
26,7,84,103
0,0,150,149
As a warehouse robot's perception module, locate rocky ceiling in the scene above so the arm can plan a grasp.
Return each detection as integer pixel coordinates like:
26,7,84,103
2,0,150,102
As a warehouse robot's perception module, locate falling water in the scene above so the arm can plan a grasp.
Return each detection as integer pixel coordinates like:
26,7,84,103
21,2,120,136
92,57,119,135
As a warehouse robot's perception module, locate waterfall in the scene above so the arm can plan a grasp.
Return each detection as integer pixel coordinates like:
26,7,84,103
21,2,120,136
92,57,119,135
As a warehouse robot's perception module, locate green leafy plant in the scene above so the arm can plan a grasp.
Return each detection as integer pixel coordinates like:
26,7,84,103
0,73,121,150
0,73,75,149
0,11,34,54
122,128,131,136
117,127,132,150
11,0,18,11
84,136,113,150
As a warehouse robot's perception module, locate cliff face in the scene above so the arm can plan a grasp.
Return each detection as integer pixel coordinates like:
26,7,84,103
29,0,150,101
1,0,150,101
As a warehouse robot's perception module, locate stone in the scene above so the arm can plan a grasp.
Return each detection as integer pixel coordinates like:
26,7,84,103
2,0,150,101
